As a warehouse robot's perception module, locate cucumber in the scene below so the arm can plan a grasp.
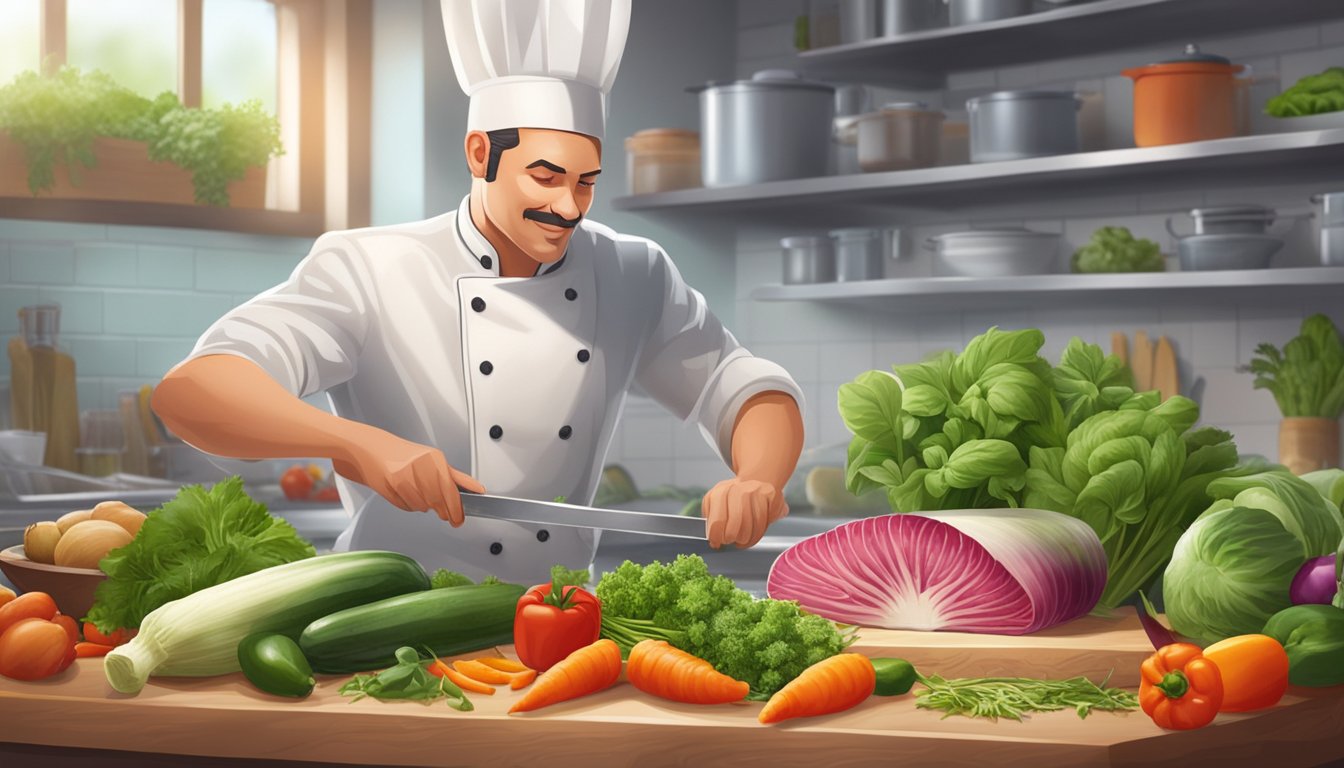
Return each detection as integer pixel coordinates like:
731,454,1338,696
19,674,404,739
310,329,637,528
238,633,315,698
871,657,918,696
299,582,527,674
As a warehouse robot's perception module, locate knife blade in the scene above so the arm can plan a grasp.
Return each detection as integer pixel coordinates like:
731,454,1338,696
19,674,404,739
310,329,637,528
459,493,707,540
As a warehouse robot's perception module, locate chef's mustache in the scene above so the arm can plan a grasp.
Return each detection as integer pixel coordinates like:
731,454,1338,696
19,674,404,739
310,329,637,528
524,209,582,229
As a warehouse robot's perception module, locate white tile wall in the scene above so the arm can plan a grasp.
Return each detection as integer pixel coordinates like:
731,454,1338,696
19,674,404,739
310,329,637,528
599,6,1344,491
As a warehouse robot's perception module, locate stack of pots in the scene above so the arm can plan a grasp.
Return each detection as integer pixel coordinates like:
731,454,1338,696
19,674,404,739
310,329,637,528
781,228,886,284
1123,44,1245,147
697,70,835,188
1320,192,1344,266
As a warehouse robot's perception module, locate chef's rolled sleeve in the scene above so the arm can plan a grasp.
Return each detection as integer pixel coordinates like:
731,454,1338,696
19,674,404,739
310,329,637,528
186,234,371,398
632,247,805,464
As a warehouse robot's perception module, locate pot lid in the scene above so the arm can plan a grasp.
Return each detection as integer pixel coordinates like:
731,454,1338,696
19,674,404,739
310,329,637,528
935,228,1059,240
692,69,835,93
1191,205,1275,219
780,235,832,248
1154,43,1231,66
829,227,883,240
966,89,1080,105
880,101,930,111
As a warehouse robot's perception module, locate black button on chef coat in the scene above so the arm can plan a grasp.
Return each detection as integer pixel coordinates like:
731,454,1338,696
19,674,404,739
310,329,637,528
565,288,578,301
489,542,503,555
536,530,550,542
489,425,503,439
559,425,572,440
479,361,493,375
577,349,590,363
471,297,486,312
480,255,492,269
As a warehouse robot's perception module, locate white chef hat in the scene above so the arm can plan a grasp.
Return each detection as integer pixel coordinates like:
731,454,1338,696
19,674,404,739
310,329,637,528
442,0,632,141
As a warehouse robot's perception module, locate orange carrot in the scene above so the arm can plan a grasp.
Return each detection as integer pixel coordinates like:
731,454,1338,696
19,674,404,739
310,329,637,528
508,638,621,714
74,641,116,658
427,659,495,695
626,639,749,704
758,653,876,725
454,659,516,685
509,668,538,690
476,656,531,674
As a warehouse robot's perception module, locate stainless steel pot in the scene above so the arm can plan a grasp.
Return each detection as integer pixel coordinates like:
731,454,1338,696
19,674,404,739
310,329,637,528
781,236,837,284
926,229,1060,276
947,0,1031,26
698,70,836,187
840,0,880,43
1323,226,1344,266
830,228,885,281
966,90,1080,163
883,0,947,35
1166,205,1277,237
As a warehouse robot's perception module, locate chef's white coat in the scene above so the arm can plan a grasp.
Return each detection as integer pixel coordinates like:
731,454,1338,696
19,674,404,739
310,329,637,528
187,196,804,585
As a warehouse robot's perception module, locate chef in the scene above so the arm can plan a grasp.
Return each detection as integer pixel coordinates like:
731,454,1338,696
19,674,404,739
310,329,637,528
151,0,805,585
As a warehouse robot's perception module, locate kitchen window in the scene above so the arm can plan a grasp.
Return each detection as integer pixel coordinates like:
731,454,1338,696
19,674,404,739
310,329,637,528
0,0,371,237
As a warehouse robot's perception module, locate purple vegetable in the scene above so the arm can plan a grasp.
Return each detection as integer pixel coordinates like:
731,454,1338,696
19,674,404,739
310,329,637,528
765,508,1107,635
1291,554,1338,605
1136,591,1181,651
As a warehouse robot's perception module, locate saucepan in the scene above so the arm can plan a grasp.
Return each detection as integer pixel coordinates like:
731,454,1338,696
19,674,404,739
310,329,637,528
926,228,1060,276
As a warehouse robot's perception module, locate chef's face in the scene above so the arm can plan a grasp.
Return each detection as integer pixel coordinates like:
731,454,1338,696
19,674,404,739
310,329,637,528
470,128,602,264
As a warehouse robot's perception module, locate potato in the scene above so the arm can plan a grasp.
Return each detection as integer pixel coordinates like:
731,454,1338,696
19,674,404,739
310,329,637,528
90,500,147,537
53,520,132,570
56,509,94,534
23,522,62,564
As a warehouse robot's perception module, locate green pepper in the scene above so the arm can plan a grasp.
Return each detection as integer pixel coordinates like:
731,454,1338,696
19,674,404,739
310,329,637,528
870,657,918,696
237,633,315,698
1262,604,1344,687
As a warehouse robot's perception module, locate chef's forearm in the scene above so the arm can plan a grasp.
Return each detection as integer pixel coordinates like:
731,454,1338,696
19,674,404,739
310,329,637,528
728,390,804,489
152,354,369,463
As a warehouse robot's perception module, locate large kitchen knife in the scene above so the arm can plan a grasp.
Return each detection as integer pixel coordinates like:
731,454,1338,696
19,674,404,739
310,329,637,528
458,492,707,540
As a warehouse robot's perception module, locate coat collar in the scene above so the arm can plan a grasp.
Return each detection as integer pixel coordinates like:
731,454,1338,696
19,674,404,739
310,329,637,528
454,195,567,278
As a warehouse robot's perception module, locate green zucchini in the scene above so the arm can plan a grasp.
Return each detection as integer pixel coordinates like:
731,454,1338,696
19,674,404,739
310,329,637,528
871,657,918,696
300,582,527,674
238,633,315,698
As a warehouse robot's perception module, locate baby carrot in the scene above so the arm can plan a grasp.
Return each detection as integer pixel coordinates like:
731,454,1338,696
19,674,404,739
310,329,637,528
758,653,876,725
74,642,116,658
626,639,749,704
454,659,516,685
475,657,531,674
508,638,621,714
510,668,538,690
427,659,496,695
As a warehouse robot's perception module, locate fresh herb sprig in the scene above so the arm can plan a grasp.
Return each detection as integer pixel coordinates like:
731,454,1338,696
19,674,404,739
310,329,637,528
338,647,472,710
913,673,1138,721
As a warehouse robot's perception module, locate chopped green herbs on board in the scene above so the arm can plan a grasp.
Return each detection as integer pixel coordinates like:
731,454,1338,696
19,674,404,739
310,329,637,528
914,674,1139,721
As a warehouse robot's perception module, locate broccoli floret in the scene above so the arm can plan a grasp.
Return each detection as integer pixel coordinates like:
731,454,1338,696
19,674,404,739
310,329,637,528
429,569,473,589
595,554,853,697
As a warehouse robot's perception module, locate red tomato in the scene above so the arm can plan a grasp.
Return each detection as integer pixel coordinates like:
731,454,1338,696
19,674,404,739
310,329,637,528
0,592,58,636
312,486,340,503
0,618,76,681
280,465,315,500
83,621,135,646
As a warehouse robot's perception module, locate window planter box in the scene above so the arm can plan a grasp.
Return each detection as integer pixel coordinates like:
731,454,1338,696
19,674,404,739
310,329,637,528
0,132,266,209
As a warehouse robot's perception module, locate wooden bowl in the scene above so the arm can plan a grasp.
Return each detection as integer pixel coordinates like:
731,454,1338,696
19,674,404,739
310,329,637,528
0,545,107,620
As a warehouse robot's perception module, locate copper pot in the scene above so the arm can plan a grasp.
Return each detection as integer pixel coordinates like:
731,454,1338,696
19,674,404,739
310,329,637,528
1123,44,1244,147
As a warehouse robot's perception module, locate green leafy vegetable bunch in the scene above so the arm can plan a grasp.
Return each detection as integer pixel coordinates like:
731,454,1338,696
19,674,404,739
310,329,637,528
1071,226,1165,273
1266,67,1344,118
1248,314,1344,419
595,554,854,698
0,66,281,205
86,476,315,632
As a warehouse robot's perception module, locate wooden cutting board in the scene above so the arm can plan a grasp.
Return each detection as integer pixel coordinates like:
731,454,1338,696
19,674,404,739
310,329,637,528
851,610,1154,687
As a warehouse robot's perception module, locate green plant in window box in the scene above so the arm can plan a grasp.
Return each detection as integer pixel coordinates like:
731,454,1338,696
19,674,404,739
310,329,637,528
0,66,282,207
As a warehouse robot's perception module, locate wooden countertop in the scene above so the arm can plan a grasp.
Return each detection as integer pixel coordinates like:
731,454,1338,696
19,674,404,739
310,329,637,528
3,616,1344,768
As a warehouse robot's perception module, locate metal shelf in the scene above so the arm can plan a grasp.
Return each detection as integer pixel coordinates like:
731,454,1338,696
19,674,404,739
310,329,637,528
749,267,1344,311
794,0,1344,87
610,129,1344,223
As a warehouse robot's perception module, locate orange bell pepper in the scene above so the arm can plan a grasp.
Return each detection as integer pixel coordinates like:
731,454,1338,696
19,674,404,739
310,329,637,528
1201,634,1289,712
1139,643,1223,730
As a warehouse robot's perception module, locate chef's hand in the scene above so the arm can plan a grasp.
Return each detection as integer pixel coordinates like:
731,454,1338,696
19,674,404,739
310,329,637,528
702,477,788,549
333,426,484,527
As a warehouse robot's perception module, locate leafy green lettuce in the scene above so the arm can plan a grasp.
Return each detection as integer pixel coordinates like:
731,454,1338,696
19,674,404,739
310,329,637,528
1071,226,1164,273
1249,314,1344,418
86,476,315,631
1265,67,1344,117
1163,469,1344,645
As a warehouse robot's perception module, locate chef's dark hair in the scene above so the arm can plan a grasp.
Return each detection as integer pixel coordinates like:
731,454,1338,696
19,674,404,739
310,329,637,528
484,129,520,182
